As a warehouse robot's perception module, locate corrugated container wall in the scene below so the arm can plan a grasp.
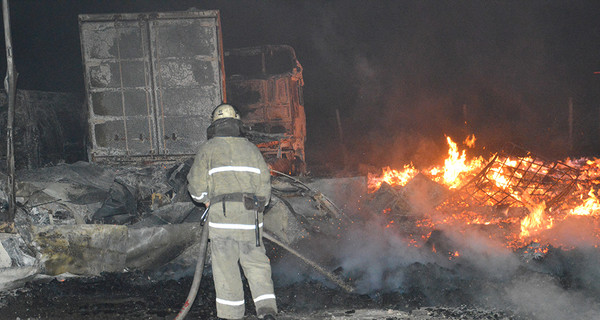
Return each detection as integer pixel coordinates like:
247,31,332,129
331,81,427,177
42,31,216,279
79,10,226,164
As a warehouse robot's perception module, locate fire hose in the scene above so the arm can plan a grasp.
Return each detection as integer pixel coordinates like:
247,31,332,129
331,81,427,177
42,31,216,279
262,231,354,293
174,205,210,320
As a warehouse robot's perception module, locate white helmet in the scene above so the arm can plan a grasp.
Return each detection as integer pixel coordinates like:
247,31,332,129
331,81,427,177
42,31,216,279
211,103,241,122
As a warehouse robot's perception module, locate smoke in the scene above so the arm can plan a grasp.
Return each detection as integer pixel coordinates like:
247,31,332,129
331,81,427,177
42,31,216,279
322,209,600,319
321,194,522,294
3,1,599,166
301,1,600,171
333,215,521,290
335,217,434,293
268,173,600,319
438,226,521,277
502,273,600,320
540,216,600,248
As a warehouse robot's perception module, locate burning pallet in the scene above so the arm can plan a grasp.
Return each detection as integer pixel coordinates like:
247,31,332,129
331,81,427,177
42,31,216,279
455,143,580,209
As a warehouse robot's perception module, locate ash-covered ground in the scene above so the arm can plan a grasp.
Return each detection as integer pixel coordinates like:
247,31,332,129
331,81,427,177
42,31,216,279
0,269,513,320
1,223,600,320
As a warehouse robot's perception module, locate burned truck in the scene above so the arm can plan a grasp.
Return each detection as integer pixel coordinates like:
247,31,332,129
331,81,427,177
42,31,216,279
79,11,306,173
225,45,307,174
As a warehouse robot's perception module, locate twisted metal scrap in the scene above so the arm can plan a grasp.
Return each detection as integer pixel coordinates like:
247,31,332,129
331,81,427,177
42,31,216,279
457,144,580,209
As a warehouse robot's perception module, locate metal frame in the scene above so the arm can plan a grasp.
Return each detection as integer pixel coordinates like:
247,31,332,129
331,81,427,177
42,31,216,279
456,143,580,209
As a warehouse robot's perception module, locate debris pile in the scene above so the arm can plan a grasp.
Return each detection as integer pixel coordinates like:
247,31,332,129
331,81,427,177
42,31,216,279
0,160,362,290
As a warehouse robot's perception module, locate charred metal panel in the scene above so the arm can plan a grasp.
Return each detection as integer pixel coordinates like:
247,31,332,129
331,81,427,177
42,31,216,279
79,10,225,164
225,45,306,173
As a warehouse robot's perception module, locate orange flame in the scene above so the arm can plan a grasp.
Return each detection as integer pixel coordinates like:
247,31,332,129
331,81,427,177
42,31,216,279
442,136,469,188
463,134,476,148
520,199,552,238
569,188,600,216
367,134,600,250
367,164,418,192
368,136,485,191
428,136,485,189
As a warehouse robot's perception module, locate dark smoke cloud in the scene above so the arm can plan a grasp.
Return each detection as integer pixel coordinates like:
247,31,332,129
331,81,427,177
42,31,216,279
303,1,600,169
4,1,600,168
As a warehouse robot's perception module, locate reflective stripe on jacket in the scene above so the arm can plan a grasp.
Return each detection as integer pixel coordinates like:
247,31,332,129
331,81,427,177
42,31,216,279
187,136,271,240
187,136,270,202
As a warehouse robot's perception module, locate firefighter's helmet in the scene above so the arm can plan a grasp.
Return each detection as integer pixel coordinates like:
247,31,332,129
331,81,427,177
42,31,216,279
211,103,241,122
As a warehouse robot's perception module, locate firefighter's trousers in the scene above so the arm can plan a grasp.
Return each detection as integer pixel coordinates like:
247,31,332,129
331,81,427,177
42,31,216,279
210,237,277,319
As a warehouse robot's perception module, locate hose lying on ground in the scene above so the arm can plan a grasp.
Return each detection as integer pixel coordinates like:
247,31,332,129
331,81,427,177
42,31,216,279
174,219,210,320
263,231,354,293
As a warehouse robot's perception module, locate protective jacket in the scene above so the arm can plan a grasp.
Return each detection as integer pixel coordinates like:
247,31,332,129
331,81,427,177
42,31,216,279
187,135,271,240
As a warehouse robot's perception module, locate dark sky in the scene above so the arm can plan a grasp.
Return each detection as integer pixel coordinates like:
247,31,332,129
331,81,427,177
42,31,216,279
3,0,600,169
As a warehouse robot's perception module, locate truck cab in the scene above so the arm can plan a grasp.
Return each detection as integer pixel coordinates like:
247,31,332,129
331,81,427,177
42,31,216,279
225,45,307,175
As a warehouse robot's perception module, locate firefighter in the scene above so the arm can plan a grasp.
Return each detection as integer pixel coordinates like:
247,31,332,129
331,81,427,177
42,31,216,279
187,103,277,320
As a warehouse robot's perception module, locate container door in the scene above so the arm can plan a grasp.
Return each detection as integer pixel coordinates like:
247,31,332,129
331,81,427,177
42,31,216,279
80,11,225,162
149,14,224,156
80,18,158,157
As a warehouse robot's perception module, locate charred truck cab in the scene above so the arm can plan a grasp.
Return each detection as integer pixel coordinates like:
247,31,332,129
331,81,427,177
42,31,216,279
225,45,307,175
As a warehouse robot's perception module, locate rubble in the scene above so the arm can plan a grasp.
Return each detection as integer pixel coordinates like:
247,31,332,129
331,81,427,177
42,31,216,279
366,172,451,217
0,160,362,285
0,232,38,291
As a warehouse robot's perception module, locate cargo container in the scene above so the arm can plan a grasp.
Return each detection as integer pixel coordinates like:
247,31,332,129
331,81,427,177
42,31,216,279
79,10,226,164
